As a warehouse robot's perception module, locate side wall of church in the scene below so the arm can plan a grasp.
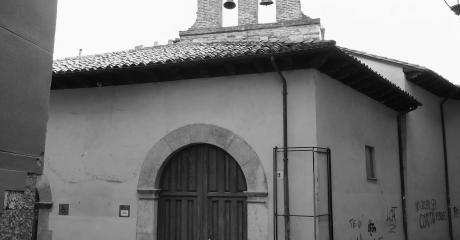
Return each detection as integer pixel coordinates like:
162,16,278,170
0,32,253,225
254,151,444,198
353,55,460,240
316,70,403,240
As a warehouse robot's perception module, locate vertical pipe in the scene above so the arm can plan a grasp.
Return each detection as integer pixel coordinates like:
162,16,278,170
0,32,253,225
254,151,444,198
326,148,334,240
270,56,290,240
397,113,409,240
440,98,454,240
312,151,317,240
274,147,279,240
397,106,420,240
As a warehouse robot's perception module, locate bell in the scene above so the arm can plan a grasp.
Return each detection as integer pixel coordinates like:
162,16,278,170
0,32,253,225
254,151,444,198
452,4,460,15
260,0,274,6
223,0,236,9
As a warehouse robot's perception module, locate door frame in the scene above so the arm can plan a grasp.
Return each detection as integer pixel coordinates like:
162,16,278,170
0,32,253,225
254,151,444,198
136,124,268,240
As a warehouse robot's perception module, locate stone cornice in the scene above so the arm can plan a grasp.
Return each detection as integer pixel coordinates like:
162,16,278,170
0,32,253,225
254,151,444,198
180,18,321,37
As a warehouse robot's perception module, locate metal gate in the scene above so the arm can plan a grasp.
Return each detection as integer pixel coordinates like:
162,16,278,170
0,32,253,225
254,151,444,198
273,147,333,240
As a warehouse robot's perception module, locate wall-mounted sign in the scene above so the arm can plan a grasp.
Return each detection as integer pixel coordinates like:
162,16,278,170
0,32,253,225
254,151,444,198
59,204,69,215
119,205,130,217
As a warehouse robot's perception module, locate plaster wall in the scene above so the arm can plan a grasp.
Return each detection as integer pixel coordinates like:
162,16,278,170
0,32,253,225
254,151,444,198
353,56,407,90
445,100,460,239
44,70,318,240
404,82,449,240
316,71,403,240
353,54,452,240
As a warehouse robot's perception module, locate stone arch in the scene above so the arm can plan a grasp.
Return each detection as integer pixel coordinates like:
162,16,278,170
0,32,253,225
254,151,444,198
35,175,53,240
137,123,267,193
136,124,268,240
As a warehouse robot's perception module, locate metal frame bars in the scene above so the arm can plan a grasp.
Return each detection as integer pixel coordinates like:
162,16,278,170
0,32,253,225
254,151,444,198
273,147,333,240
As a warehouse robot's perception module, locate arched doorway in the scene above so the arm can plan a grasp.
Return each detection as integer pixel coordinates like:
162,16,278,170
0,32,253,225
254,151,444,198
157,144,248,240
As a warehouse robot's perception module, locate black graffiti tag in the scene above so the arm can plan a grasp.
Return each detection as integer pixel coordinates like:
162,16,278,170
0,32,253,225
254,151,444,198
368,220,377,236
415,199,436,212
349,218,363,229
386,207,397,233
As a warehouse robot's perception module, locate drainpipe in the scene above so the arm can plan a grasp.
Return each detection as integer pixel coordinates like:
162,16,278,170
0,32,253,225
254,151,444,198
397,107,417,240
441,97,454,240
271,56,290,240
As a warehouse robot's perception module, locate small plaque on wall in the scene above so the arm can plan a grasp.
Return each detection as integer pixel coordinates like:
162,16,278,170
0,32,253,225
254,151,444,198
59,204,69,215
119,205,130,217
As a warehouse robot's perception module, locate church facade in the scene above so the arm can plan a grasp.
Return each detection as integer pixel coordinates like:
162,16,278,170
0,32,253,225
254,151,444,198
41,1,460,240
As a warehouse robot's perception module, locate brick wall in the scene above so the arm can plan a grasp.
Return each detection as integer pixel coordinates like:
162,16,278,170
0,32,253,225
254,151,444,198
190,0,224,29
276,0,305,22
183,0,321,43
239,0,258,25
180,18,322,43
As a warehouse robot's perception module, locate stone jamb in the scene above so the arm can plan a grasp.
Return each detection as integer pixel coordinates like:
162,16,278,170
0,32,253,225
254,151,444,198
36,175,53,240
136,124,268,240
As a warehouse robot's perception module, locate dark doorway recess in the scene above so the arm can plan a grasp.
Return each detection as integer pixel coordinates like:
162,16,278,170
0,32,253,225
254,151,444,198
158,144,248,240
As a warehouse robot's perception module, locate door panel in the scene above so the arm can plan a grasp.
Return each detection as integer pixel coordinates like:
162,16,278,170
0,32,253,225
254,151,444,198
158,197,198,240
158,144,247,240
208,198,247,240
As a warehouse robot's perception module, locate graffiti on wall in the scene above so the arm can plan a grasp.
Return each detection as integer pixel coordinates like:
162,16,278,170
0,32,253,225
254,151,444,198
385,207,397,233
415,199,448,229
348,218,389,240
347,206,400,240
367,220,377,236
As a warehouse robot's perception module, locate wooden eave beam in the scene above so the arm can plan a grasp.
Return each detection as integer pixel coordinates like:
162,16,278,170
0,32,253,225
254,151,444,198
302,52,331,69
333,68,362,82
345,73,372,87
320,61,351,76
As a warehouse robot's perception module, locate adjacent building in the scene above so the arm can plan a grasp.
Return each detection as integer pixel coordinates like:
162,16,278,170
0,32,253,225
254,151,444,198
0,1,57,240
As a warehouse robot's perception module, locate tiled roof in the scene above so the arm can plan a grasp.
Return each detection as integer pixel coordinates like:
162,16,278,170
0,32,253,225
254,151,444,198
53,41,335,74
339,47,428,70
52,40,422,111
340,47,459,98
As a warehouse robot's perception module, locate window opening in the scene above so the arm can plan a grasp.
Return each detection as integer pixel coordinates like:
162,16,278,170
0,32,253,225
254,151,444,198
366,145,377,181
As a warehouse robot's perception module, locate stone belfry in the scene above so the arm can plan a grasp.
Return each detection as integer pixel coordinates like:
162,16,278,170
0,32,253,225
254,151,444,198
276,0,305,22
190,0,224,29
180,0,322,42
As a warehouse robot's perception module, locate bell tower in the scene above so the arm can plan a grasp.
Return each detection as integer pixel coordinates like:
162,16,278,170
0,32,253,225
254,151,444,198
238,0,258,25
180,0,323,42
190,0,224,29
276,0,305,21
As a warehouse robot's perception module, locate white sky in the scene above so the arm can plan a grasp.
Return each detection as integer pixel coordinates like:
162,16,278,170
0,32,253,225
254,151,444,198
54,0,460,84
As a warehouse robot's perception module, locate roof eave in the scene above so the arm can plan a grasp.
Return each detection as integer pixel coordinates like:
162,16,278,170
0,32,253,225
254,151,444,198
404,68,459,99
52,43,421,112
340,46,458,100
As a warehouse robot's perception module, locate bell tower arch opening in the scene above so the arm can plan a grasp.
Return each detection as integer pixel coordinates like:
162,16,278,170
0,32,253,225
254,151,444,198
258,0,276,24
223,0,239,26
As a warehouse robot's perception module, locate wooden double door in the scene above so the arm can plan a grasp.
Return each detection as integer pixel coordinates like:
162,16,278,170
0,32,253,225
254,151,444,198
158,144,248,240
